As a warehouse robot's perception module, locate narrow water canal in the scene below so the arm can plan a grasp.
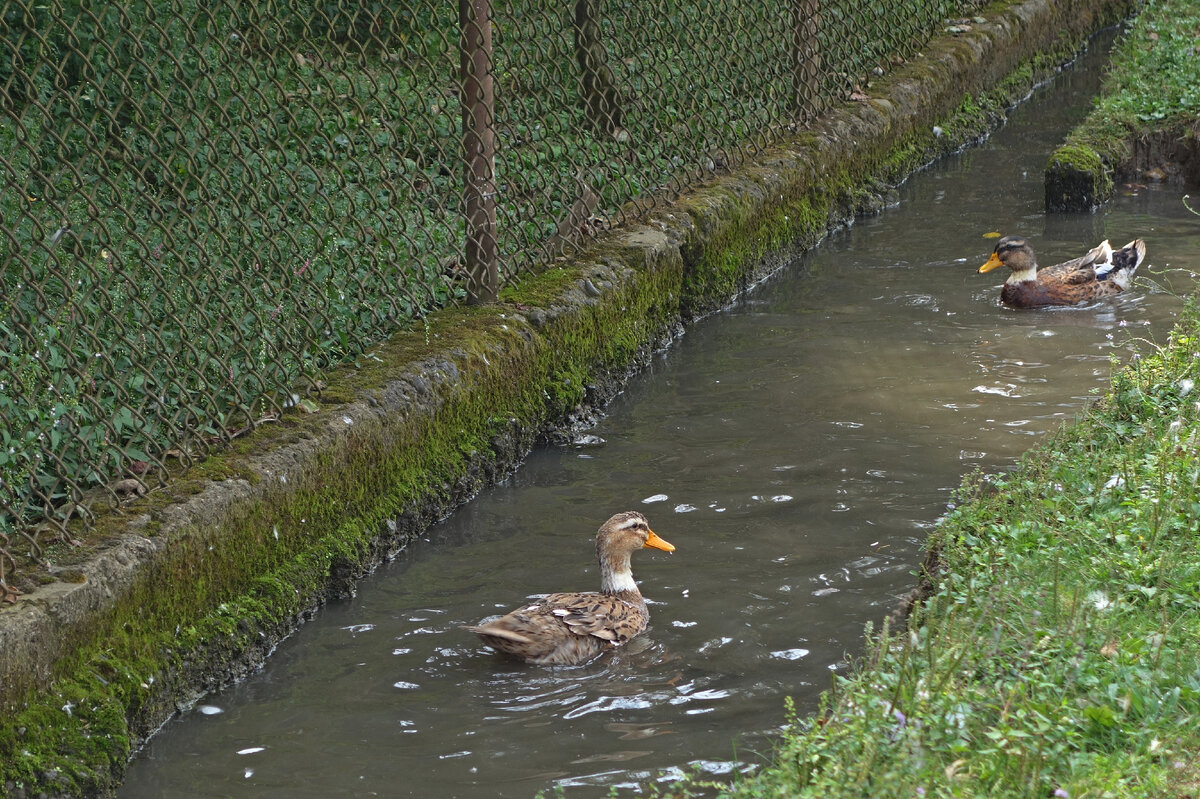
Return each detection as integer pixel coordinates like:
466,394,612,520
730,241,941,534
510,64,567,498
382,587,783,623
119,31,1198,799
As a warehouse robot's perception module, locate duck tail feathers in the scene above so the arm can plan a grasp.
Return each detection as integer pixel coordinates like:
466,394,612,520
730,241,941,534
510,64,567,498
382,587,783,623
463,623,534,645
1093,239,1145,290
1123,239,1147,269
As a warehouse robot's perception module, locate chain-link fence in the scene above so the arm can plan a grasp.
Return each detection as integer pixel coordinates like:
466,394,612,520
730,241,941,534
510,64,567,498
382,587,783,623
1,0,984,598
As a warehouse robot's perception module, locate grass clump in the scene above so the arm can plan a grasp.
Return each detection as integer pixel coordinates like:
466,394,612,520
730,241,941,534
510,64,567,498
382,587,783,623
676,305,1200,798
1046,0,1200,209
1098,0,1200,124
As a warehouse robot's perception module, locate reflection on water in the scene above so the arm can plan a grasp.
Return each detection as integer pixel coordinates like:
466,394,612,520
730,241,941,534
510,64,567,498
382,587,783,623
119,32,1198,799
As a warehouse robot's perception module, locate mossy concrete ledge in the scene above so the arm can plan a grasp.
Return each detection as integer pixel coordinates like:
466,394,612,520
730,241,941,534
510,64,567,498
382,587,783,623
0,0,1134,795
1046,118,1200,210
1046,0,1200,211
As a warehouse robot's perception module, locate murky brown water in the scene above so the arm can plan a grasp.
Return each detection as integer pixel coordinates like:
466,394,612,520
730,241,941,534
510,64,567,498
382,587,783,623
119,33,1199,799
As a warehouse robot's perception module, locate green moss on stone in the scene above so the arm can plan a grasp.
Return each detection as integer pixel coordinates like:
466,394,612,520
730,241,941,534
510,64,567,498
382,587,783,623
1046,140,1117,210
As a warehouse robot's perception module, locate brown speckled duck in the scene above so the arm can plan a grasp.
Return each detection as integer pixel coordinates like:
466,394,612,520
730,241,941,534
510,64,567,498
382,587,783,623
465,511,674,666
978,236,1147,308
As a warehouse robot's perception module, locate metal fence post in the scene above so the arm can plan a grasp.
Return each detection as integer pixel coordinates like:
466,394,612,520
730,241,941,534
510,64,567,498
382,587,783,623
573,0,623,136
460,0,499,304
792,0,821,121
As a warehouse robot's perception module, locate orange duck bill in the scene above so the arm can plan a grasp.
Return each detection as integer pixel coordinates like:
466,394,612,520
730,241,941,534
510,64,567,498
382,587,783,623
644,530,675,552
978,252,1004,273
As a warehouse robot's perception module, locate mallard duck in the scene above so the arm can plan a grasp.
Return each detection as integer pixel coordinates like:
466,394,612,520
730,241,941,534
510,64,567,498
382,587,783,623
465,511,675,665
978,236,1147,308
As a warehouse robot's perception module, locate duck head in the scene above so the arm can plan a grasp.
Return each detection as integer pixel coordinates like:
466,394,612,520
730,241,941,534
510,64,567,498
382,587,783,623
596,511,673,594
978,236,1038,282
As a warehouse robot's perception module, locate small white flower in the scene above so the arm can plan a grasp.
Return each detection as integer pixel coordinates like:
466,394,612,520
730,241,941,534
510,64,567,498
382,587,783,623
1179,378,1194,397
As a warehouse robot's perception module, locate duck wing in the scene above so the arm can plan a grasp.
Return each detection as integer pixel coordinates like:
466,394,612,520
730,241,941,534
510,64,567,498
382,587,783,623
542,591,648,644
1045,260,1102,285
1097,239,1147,288
466,591,648,665
1039,240,1112,285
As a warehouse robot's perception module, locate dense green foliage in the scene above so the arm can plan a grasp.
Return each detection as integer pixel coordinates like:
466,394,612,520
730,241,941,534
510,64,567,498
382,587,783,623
1098,0,1200,124
0,0,982,585
0,0,461,559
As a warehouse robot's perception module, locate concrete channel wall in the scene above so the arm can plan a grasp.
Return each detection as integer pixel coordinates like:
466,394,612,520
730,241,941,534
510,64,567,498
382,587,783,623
0,0,1136,795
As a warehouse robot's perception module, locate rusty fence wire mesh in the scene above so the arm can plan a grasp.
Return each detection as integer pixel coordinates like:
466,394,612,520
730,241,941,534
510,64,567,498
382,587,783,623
1,0,985,596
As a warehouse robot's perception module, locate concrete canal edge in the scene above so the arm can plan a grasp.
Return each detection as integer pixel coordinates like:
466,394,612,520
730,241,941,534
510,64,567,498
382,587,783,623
0,0,1137,795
